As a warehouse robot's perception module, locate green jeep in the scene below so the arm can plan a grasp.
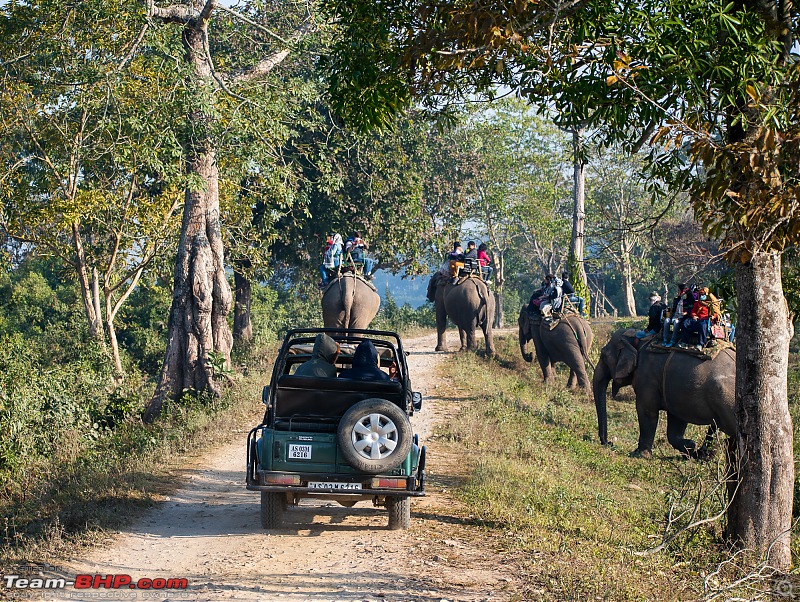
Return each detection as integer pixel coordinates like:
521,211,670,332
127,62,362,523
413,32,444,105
246,328,426,530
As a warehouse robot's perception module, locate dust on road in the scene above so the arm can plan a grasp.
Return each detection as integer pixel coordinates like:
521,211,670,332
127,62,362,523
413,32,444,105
51,332,519,602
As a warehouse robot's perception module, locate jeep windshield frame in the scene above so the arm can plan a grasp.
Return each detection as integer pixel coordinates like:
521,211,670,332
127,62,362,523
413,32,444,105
263,328,410,425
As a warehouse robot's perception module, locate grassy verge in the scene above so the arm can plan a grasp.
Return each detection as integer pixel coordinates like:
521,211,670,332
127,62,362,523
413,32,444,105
435,321,799,601
0,355,274,570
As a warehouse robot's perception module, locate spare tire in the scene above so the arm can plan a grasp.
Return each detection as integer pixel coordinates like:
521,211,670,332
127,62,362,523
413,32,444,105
337,398,412,474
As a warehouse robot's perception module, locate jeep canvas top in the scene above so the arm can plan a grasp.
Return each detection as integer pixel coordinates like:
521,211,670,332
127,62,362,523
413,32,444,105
246,328,426,530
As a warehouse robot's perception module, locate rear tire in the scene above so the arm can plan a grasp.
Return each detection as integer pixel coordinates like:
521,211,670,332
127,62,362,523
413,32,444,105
260,492,285,529
338,398,412,474
387,497,410,530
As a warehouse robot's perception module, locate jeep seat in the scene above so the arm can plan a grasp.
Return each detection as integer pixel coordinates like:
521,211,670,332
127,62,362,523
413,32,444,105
273,374,403,419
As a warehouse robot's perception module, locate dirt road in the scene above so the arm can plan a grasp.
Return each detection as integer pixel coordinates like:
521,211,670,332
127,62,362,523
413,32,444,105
50,332,519,602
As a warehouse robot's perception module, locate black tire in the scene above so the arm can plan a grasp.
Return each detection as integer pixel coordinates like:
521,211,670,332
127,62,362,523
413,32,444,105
260,491,285,529
387,497,411,530
337,398,413,474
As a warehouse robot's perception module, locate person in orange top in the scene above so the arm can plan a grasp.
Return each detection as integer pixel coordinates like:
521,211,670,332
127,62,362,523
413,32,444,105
679,287,712,350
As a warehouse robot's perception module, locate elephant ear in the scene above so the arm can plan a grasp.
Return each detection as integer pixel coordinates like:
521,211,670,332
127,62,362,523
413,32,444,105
614,336,638,380
518,307,530,331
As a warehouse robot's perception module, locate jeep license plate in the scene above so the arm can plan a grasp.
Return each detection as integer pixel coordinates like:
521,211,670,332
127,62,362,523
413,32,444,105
288,444,312,459
308,482,362,490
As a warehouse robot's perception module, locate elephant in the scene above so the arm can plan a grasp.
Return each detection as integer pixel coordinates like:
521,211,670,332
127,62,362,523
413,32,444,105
321,273,380,329
593,328,736,458
518,308,594,390
429,274,495,355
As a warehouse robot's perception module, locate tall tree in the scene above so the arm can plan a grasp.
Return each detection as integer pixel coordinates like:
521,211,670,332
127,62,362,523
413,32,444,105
586,145,673,316
141,1,313,420
460,99,572,326
551,0,799,567
568,128,590,312
268,109,477,282
0,0,183,375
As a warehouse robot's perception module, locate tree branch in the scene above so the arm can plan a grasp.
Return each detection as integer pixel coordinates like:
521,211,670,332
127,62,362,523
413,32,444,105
117,22,150,71
148,1,197,24
198,0,216,25
227,22,314,83
215,4,289,44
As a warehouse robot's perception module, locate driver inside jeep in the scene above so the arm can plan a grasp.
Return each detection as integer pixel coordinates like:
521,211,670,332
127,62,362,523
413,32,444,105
294,333,340,378
337,340,391,381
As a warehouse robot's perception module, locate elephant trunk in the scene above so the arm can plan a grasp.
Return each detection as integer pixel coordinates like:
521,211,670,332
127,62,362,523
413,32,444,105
593,359,611,446
518,315,533,363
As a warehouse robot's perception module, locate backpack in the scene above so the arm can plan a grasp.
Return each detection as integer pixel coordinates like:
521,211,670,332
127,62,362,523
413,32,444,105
708,293,722,320
323,245,339,268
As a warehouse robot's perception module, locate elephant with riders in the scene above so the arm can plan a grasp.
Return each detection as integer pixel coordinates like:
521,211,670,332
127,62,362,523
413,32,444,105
515,274,737,459
593,328,736,458
427,270,495,356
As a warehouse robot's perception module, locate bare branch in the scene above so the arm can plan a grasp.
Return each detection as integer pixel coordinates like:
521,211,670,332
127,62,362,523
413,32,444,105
228,22,314,83
216,4,289,44
148,2,197,24
230,47,290,82
117,22,150,71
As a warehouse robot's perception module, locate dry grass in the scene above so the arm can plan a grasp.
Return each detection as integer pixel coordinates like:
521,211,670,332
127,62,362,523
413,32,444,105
432,323,799,601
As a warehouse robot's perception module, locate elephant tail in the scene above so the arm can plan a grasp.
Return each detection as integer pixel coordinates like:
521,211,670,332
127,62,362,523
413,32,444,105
565,316,595,372
338,274,357,328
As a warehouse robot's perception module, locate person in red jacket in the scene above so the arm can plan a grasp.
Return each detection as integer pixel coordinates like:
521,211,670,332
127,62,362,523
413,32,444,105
679,287,712,350
477,243,493,281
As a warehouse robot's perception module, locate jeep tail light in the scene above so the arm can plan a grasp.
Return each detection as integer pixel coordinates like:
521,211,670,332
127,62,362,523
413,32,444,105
264,474,301,485
371,478,407,489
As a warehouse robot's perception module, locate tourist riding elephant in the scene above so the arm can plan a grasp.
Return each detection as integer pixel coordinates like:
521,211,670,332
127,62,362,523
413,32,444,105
321,273,380,329
430,274,495,355
518,308,594,390
594,328,736,458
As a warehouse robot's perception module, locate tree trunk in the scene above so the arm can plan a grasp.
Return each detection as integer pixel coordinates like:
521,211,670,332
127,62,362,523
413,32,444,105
144,20,233,422
494,288,504,328
105,308,124,381
726,251,793,569
493,249,505,328
72,220,103,340
570,129,588,293
621,238,637,316
233,266,253,347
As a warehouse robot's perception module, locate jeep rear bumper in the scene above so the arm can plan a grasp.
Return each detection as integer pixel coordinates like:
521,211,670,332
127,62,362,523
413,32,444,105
247,471,425,496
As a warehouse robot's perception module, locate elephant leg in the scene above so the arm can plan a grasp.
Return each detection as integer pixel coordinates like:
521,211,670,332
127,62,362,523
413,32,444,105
465,321,477,350
567,370,577,388
481,316,494,357
666,413,697,458
537,355,555,384
696,423,719,460
458,326,468,351
634,397,660,458
575,369,591,390
435,300,448,352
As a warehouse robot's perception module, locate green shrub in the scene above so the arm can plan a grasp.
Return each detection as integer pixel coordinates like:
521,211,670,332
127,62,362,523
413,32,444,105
373,290,435,331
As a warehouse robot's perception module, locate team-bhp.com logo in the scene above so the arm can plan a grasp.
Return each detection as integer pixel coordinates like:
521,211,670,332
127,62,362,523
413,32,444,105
4,573,188,591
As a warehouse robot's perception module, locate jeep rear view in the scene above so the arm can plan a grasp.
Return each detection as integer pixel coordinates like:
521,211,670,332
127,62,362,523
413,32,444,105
246,328,426,530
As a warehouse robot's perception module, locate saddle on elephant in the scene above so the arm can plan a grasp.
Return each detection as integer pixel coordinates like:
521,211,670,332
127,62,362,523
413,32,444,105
320,271,377,295
427,270,487,303
631,328,735,361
